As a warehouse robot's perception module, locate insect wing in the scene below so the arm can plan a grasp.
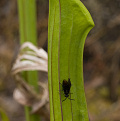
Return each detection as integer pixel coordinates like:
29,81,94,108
68,78,71,88
62,79,71,93
62,80,68,89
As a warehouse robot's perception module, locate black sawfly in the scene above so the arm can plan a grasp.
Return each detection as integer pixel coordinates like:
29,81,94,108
60,78,74,102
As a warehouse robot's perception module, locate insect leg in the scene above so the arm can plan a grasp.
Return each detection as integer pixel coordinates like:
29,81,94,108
62,97,67,102
68,97,75,101
59,82,62,85
59,82,63,91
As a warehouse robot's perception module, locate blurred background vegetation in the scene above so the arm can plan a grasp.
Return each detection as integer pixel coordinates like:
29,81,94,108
0,0,120,121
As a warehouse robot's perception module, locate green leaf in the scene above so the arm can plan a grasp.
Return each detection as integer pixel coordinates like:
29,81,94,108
0,108,9,121
18,0,40,121
48,0,94,121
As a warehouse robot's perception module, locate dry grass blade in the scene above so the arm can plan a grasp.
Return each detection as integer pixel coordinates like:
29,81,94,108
12,42,48,74
13,75,49,120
